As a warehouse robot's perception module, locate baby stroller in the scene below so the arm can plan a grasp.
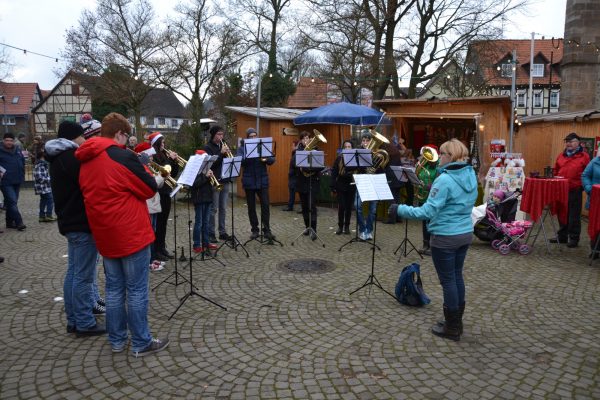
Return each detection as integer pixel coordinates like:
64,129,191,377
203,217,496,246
487,209,533,255
473,190,521,242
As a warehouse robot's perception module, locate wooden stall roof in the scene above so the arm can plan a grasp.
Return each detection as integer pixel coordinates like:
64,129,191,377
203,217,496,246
226,106,307,121
521,109,600,124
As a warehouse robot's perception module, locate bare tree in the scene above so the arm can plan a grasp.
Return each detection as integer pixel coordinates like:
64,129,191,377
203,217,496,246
155,0,252,127
0,46,14,82
62,0,165,129
399,0,527,98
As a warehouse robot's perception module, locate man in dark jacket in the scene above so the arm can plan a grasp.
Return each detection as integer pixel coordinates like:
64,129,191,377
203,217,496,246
0,133,26,230
204,125,231,242
75,112,168,357
45,121,106,337
238,128,276,240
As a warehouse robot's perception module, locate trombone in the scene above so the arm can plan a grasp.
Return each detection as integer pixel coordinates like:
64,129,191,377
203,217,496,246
165,147,222,191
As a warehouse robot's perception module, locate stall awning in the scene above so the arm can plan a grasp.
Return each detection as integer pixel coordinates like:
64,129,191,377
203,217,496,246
386,112,482,119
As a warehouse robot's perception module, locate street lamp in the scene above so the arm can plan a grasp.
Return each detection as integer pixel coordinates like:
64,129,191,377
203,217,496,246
0,95,6,134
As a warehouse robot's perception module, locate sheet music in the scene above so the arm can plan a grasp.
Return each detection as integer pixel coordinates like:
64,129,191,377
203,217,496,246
222,156,242,179
353,174,394,201
177,154,205,186
244,137,274,158
342,149,372,168
141,147,156,156
396,166,421,185
296,150,324,168
169,184,183,198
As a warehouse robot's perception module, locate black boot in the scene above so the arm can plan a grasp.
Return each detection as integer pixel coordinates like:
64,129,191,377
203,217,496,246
419,241,431,256
336,224,343,235
343,224,350,235
432,305,461,341
437,302,465,334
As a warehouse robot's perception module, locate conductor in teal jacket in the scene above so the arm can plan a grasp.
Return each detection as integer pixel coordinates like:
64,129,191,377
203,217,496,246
390,139,477,341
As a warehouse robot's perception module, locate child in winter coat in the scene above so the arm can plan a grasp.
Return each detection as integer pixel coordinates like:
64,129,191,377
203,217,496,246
33,150,56,222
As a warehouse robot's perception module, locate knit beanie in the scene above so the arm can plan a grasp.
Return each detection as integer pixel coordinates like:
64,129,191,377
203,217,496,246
209,125,224,139
58,120,84,141
81,119,102,139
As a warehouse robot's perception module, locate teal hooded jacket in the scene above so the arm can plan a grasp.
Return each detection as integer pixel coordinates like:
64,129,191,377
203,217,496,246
397,162,477,236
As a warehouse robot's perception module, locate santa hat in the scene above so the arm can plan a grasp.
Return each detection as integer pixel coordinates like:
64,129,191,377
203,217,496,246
195,150,206,155
80,113,93,124
134,142,151,153
81,119,102,139
420,144,439,162
147,132,163,145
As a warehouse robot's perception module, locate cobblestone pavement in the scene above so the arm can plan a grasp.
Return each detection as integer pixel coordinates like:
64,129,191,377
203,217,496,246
1,188,599,399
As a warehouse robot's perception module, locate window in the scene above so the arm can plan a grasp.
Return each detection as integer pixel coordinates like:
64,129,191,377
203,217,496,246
1,116,16,125
171,119,178,127
500,89,510,96
157,117,165,126
531,64,544,77
500,63,513,77
550,91,560,108
60,116,76,123
11,96,19,104
533,91,543,108
517,92,526,108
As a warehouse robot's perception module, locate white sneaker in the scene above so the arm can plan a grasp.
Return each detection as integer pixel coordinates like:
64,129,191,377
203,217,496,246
359,231,368,241
366,232,373,240
150,261,164,271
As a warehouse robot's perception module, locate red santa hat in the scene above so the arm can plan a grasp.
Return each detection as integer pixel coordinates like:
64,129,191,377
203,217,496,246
195,150,206,155
147,131,163,145
134,142,151,153
420,144,439,162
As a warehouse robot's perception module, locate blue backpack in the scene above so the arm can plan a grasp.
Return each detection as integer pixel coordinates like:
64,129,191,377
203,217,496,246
395,263,431,307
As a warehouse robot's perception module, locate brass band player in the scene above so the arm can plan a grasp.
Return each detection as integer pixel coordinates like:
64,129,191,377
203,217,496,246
295,131,324,240
356,131,378,241
331,140,355,235
415,144,439,256
147,132,180,261
204,126,231,243
237,128,276,240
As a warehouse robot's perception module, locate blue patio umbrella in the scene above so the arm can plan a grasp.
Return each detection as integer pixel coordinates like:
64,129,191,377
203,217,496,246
293,102,388,126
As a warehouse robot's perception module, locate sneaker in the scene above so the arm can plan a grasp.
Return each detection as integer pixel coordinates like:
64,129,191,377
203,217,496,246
133,337,169,358
219,233,231,241
45,216,57,221
39,217,48,223
310,231,317,241
264,231,275,240
150,262,164,271
16,224,26,231
303,228,310,236
366,232,373,240
112,343,127,353
193,246,203,253
358,231,368,241
76,323,107,337
250,232,259,240
93,303,106,315
207,243,218,250
97,297,105,307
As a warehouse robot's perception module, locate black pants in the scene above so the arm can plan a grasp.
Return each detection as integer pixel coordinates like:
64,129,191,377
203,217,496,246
557,187,583,243
155,193,172,252
337,188,356,228
245,187,271,233
299,191,317,230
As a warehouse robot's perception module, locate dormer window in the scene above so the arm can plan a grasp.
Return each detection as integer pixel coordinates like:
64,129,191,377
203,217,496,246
531,63,544,77
500,63,513,77
11,96,19,104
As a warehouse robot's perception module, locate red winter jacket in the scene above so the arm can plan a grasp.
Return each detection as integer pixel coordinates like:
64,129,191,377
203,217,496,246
75,137,157,258
554,149,590,190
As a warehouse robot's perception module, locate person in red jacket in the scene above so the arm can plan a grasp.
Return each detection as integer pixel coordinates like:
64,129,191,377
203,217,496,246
75,112,169,357
552,132,590,247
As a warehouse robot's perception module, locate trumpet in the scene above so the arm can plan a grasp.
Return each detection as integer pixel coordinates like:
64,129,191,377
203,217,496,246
220,140,234,158
208,171,223,192
148,161,178,189
164,149,187,169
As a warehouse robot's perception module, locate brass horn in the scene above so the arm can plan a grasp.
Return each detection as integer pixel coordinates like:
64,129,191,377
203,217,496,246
304,129,327,151
366,129,390,173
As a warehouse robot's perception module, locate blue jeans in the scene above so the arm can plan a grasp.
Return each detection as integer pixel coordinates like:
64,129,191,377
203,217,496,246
356,192,377,234
193,203,211,248
1,184,23,226
431,244,470,311
209,183,229,237
150,213,158,260
64,232,99,329
39,192,54,217
91,255,101,303
103,245,152,352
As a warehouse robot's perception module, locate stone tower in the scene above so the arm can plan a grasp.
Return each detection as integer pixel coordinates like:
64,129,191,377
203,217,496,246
560,0,600,111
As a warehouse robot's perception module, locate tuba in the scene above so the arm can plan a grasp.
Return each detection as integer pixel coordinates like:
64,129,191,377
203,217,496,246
301,130,327,177
366,129,390,173
414,146,439,201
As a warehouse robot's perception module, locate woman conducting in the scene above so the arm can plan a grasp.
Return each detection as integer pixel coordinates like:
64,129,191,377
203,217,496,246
389,139,477,341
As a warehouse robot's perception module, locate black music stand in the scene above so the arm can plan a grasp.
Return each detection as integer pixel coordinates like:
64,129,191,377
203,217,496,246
290,150,325,247
241,138,283,252
339,149,380,252
168,195,227,319
349,173,397,300
153,188,190,291
391,166,423,260
215,156,250,257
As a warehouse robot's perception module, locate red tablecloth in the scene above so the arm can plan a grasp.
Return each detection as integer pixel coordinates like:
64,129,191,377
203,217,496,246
520,177,569,224
588,185,600,240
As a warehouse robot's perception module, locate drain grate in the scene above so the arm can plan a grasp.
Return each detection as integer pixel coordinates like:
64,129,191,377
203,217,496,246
277,258,336,274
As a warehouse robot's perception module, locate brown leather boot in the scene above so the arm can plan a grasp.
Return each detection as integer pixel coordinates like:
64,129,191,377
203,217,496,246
437,302,465,334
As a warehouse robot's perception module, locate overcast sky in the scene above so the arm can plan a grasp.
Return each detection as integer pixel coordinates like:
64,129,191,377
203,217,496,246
0,0,567,91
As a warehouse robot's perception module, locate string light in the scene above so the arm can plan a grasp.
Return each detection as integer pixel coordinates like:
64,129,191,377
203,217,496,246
0,42,60,62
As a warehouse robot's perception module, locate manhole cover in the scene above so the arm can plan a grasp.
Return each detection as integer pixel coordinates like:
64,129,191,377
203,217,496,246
277,258,336,274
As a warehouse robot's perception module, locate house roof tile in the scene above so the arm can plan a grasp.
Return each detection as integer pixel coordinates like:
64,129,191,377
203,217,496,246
0,82,42,116
286,77,328,108
141,88,187,118
469,39,563,86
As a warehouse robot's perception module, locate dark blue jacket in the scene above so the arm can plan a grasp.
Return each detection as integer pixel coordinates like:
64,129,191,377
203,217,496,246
0,143,25,186
237,144,275,190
